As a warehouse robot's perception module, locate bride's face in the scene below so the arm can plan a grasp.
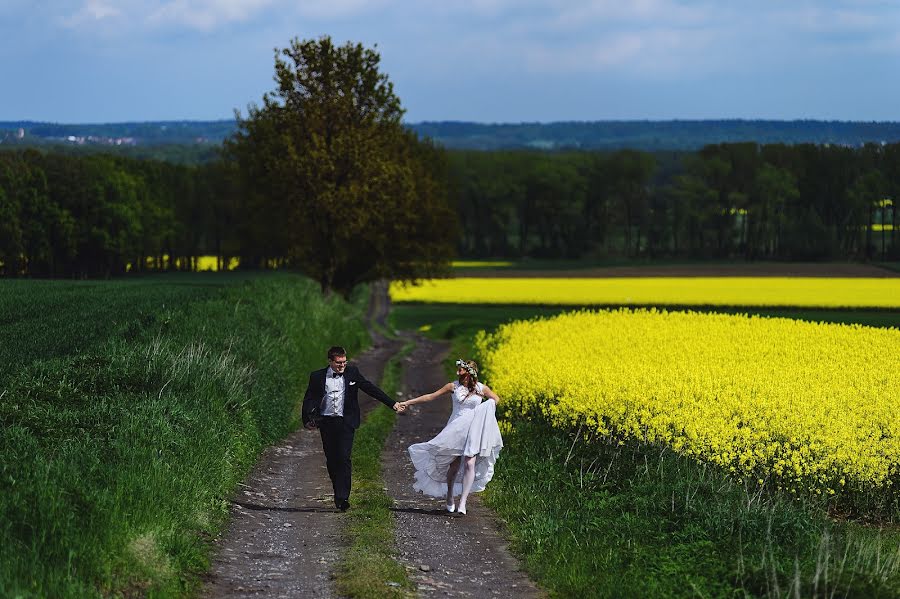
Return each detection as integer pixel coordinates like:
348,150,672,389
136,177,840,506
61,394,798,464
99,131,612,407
456,366,467,377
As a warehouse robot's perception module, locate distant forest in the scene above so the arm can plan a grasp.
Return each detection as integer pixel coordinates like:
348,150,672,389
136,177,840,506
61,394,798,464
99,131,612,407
4,119,900,151
1,140,897,277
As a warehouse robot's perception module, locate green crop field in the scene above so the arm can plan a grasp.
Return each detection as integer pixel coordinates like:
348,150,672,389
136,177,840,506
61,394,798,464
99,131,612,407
0,273,369,597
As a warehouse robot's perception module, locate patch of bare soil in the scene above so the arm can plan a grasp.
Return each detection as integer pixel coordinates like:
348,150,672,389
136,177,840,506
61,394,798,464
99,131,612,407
200,282,401,598
462,262,899,278
382,336,544,598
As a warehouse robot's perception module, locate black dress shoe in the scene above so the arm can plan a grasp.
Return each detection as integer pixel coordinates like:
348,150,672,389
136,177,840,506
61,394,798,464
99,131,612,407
336,499,350,512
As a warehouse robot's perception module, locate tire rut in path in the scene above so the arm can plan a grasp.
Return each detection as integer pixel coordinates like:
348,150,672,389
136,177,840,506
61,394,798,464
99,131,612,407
201,282,402,598
382,335,544,598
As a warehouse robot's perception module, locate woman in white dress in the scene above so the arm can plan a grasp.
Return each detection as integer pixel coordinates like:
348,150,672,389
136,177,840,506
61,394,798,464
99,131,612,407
398,359,503,515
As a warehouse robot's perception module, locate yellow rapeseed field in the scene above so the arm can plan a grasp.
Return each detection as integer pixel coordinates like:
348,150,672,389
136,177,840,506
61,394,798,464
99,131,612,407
390,277,900,308
476,309,900,493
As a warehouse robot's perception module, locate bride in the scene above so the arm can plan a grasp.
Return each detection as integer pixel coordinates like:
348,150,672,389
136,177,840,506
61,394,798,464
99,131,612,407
398,359,503,515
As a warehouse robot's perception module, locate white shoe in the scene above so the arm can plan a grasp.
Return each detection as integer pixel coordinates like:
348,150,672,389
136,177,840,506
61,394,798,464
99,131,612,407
457,505,467,515
446,502,456,513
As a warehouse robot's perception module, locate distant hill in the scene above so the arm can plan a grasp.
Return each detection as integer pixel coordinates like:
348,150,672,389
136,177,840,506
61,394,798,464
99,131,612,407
409,120,900,150
0,120,235,146
3,119,900,151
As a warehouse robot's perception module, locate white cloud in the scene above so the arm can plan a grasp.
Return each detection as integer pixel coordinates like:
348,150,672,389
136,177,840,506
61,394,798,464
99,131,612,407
521,27,719,75
147,0,280,31
293,0,393,20
550,0,711,28
769,5,884,33
57,0,296,32
59,0,123,27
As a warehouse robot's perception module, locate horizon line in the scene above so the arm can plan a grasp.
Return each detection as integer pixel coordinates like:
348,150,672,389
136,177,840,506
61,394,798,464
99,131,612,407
3,117,900,127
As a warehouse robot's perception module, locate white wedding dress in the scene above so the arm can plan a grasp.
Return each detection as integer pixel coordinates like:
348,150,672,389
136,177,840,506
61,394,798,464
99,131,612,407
408,381,504,498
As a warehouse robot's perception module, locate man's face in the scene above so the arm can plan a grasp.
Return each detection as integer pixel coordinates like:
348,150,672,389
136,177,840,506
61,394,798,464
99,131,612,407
330,355,348,373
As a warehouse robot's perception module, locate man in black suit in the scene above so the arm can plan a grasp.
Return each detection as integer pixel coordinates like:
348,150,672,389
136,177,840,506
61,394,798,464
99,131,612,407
302,345,404,511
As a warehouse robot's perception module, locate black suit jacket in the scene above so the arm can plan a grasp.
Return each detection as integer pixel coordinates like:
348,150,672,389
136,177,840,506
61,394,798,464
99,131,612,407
302,364,396,430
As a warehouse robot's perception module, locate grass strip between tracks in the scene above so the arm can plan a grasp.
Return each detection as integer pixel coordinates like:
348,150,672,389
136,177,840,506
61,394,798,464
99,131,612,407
336,340,415,598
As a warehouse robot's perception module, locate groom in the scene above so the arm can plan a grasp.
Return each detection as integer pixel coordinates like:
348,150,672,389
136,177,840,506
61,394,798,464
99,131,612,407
302,346,404,511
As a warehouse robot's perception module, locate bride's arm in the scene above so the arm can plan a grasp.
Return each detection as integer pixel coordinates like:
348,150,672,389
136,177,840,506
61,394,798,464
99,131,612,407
481,384,501,404
400,382,454,407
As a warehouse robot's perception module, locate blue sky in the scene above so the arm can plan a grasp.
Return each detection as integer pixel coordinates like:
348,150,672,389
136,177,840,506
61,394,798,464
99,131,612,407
2,0,899,123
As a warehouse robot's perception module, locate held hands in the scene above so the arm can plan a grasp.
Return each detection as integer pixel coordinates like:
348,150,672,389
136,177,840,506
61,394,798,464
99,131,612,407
394,393,424,413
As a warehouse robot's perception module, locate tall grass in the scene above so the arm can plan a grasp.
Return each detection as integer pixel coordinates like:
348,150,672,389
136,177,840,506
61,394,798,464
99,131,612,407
484,418,900,598
0,273,369,597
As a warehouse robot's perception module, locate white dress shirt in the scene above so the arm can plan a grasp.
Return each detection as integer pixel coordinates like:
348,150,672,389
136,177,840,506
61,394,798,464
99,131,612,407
322,367,346,417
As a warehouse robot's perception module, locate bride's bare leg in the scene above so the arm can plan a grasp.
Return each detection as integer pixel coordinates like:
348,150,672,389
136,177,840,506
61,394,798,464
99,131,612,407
457,455,477,514
446,457,462,508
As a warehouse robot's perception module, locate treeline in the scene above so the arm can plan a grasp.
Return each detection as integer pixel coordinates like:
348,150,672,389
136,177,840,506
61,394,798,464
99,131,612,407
1,141,898,277
450,142,898,260
0,149,241,277
0,139,222,165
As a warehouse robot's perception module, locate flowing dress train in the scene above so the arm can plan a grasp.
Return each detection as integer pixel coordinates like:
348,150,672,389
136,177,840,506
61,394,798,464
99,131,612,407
408,381,504,498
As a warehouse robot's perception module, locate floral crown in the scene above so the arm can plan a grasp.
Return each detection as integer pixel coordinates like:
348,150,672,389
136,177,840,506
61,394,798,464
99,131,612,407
455,359,478,378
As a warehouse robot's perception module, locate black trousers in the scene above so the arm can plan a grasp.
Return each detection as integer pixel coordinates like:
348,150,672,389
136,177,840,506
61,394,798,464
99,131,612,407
318,416,355,503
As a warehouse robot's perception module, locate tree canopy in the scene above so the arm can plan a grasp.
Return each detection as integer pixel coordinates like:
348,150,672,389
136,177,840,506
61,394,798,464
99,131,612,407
226,36,455,295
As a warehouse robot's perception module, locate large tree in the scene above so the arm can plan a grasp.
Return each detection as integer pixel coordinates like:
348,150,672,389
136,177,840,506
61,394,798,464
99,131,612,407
227,36,455,295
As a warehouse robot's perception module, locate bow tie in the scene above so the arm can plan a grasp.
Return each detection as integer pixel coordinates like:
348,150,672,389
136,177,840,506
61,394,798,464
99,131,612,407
332,372,344,378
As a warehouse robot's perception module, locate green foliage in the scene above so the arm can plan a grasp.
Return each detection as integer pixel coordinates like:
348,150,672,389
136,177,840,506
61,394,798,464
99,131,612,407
226,35,456,295
0,273,369,597
0,148,241,277
484,419,900,598
336,342,414,598
447,142,900,261
3,134,899,274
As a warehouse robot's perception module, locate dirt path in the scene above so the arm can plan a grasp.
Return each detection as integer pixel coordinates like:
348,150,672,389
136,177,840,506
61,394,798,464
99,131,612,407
201,282,541,597
200,282,402,598
382,335,544,598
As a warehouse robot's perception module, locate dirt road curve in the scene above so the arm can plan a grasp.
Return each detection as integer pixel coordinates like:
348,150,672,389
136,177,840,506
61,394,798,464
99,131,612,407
383,336,544,598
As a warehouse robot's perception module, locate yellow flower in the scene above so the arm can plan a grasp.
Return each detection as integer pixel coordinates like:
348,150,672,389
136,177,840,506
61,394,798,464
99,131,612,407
476,308,900,496
392,277,900,309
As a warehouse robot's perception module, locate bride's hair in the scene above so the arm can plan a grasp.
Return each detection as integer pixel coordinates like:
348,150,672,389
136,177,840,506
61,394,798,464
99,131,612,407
457,359,478,393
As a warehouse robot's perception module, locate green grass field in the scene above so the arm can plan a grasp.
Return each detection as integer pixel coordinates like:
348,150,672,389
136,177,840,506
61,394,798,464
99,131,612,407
0,273,370,597
487,420,900,598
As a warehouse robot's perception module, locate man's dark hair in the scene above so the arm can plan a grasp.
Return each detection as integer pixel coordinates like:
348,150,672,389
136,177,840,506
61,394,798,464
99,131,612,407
328,346,347,361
